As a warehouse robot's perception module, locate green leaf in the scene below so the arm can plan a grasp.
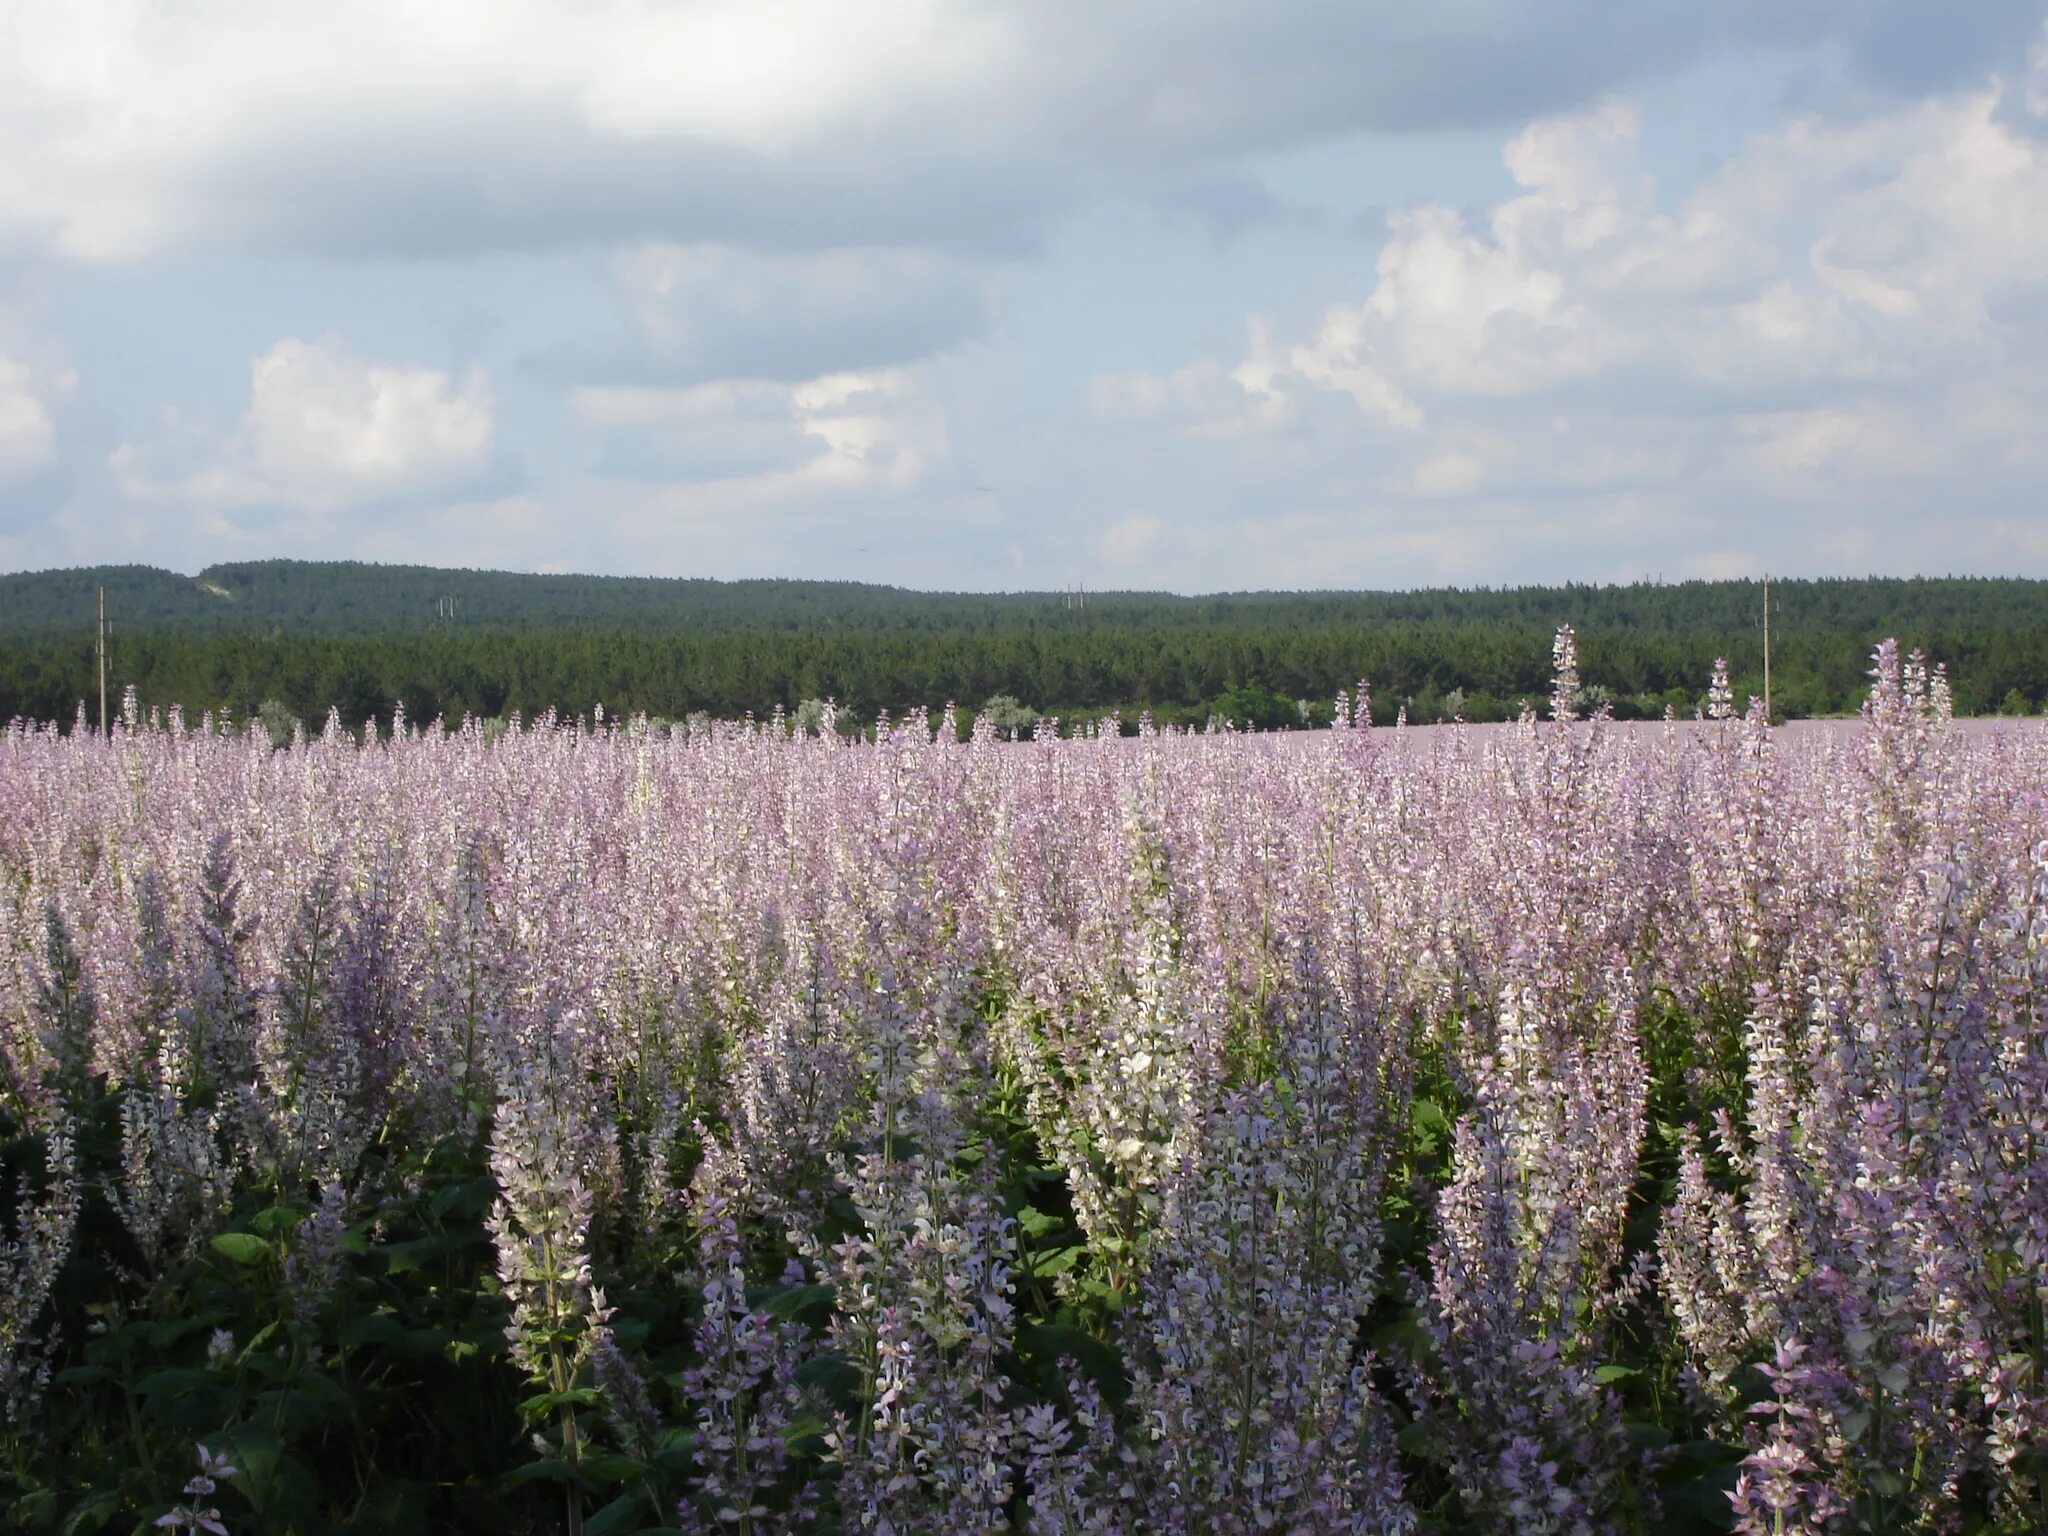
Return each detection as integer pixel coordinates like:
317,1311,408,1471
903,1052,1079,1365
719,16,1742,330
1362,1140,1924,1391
606,1315,652,1353
133,1368,216,1400
1592,1364,1641,1385
1626,1420,1674,1452
1655,1439,1747,1476
147,1315,221,1351
52,1364,112,1389
211,1231,272,1266
340,1313,406,1349
517,1386,604,1420
1410,1097,1453,1146
796,1353,863,1409
578,1453,650,1487
1016,1204,1064,1238
380,1232,465,1274
380,1325,448,1359
1369,1308,1430,1362
82,1327,147,1368
249,1205,307,1237
1016,1322,1128,1405
60,1490,120,1535
652,1426,697,1477
242,1319,283,1356
291,1370,355,1423
429,1175,497,1220
1396,1420,1445,1463
585,1493,655,1536
503,1457,581,1490
759,1282,835,1324
1024,1244,1086,1278
342,1478,432,1536
212,1425,321,1526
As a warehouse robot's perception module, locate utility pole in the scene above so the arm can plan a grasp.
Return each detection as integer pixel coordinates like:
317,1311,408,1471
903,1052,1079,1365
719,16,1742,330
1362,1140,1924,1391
97,584,107,736
1762,572,1772,722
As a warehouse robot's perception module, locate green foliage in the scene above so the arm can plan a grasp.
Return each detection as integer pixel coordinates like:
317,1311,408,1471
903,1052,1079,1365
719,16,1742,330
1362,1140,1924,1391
0,995,1778,1536
255,700,302,749
1206,679,1300,730
0,1110,550,1535
980,693,1040,739
4,563,2048,729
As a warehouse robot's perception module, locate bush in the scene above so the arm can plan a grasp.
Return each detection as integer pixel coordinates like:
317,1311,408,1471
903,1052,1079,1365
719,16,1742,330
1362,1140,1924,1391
255,699,301,748
1206,679,1297,731
981,693,1041,739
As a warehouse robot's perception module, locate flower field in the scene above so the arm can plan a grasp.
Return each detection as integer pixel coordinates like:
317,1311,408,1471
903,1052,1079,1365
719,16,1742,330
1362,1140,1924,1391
2,635,2044,1534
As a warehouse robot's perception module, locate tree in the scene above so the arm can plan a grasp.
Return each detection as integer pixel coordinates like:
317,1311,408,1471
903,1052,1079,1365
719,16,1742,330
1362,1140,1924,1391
981,694,1040,740
1207,680,1297,731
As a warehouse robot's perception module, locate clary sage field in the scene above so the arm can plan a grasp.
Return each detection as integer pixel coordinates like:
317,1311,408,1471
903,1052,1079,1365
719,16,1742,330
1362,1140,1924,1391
2,632,2044,1535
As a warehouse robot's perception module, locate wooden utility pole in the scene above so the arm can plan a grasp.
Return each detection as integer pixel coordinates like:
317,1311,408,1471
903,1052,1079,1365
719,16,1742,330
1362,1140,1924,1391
97,585,107,736
1762,573,1772,722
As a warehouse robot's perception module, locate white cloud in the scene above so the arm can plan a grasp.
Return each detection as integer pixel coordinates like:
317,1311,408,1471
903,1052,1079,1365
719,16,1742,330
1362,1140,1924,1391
573,366,943,498
244,339,492,504
0,355,58,483
788,371,939,490
1090,353,1286,438
1098,514,1165,570
583,242,992,386
1409,451,1487,499
1063,69,2048,588
1118,76,2048,507
13,7,2048,589
4,3,2038,264
569,382,774,430
2031,15,2048,116
574,0,1017,148
113,336,494,512
1253,84,2048,425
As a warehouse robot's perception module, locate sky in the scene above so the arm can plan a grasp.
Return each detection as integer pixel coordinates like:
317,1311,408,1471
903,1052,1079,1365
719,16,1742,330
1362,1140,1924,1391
3,3,2048,593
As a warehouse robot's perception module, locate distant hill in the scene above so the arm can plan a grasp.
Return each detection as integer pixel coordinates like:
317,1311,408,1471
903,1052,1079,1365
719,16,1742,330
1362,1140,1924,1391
1,561,964,636
3,560,2045,728
7,558,2048,639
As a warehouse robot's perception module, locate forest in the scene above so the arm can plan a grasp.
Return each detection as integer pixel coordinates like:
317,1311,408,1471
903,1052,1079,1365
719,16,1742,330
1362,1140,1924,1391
3,561,2045,728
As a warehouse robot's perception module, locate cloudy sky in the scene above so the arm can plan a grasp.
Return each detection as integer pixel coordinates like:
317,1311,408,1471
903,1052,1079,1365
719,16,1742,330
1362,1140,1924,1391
3,2,2048,592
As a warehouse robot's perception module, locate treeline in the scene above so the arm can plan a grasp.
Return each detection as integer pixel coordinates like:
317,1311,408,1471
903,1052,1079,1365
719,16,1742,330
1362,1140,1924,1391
6,616,2047,732
7,561,2048,640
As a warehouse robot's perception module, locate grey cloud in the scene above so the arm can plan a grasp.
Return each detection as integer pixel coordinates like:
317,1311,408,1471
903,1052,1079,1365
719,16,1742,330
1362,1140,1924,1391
587,412,821,482
1005,2,2044,157
1065,77,2048,589
1147,174,1339,244
1835,0,2045,95
536,245,994,388
9,3,2043,266
193,117,1069,263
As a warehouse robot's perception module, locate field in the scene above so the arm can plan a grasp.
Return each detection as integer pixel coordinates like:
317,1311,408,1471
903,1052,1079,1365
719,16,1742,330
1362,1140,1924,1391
1,636,2044,1533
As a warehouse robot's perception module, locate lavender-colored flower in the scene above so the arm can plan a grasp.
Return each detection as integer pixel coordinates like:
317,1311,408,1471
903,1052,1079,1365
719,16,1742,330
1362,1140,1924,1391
154,1442,239,1535
2,637,2046,1529
678,1135,815,1535
0,1119,80,1426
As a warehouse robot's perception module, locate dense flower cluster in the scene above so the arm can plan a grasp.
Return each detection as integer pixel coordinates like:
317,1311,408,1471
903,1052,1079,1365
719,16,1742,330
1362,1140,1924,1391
2,640,2045,1530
